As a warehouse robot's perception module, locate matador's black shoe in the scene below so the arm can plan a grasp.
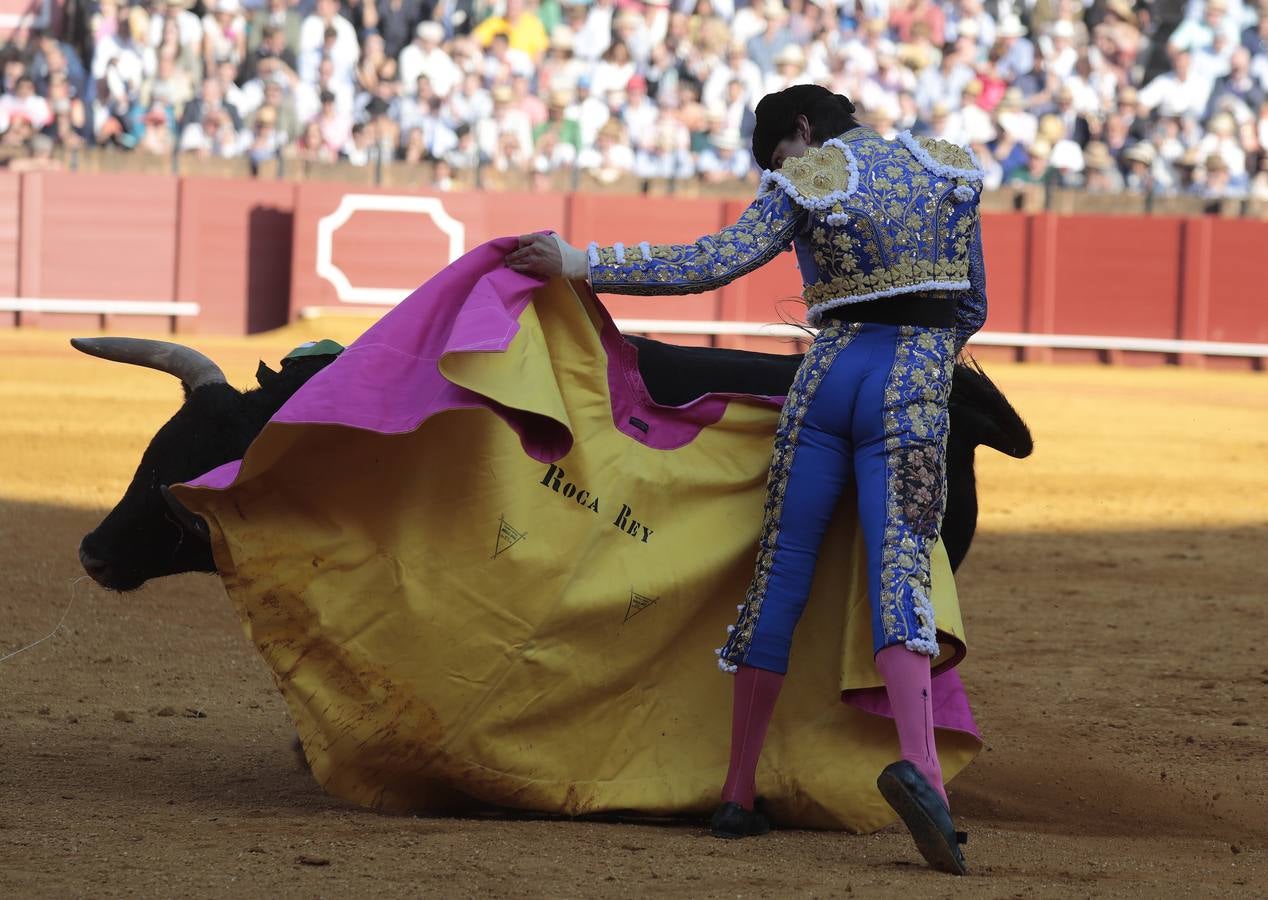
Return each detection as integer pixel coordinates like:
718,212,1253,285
876,761,968,875
710,801,771,839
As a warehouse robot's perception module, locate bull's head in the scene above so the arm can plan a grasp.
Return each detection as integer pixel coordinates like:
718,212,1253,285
72,337,245,591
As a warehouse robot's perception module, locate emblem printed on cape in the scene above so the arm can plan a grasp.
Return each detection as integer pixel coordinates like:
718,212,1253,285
624,589,658,622
493,515,526,558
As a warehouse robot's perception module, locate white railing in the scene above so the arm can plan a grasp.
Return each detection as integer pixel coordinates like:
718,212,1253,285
611,319,1268,359
0,298,200,317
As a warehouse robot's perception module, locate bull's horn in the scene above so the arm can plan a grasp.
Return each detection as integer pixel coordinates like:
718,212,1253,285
70,337,227,390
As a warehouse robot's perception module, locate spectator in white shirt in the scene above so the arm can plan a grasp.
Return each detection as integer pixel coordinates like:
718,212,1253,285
0,76,52,130
399,21,462,97
1139,44,1215,120
622,74,660,138
575,0,616,63
696,130,752,182
150,0,204,55
299,0,360,80
577,119,635,182
202,0,248,71
476,84,533,162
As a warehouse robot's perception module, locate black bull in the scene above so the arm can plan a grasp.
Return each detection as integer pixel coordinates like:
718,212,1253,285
74,335,1032,592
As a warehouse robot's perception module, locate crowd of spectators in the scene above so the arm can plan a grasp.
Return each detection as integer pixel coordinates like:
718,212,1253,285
1,0,1267,199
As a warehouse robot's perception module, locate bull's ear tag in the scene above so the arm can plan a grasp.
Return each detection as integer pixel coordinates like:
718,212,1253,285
628,416,650,434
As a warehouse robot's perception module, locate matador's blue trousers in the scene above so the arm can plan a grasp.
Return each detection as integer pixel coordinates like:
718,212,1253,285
718,322,957,674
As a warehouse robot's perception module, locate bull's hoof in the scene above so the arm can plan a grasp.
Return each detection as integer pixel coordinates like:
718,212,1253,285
876,761,968,875
709,801,771,839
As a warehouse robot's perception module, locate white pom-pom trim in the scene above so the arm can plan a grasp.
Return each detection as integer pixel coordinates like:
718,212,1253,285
639,241,652,259
758,138,861,212
614,242,626,264
587,241,600,267
897,130,985,181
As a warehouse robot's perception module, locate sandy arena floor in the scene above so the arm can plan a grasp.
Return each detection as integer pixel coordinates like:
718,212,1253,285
1,325,1265,898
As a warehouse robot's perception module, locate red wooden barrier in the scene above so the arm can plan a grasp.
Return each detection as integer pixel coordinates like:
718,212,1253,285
713,199,808,354
0,173,19,328
18,172,180,334
1054,215,1185,365
0,171,1264,371
176,178,296,335
1204,219,1268,370
566,193,726,347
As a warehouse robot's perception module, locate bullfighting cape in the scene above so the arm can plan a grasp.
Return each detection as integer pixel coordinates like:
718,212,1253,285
174,237,980,832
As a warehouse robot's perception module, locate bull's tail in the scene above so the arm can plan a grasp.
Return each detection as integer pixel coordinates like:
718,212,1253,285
949,357,1034,459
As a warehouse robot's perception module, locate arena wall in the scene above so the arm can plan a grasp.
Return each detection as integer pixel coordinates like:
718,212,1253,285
2,172,1264,369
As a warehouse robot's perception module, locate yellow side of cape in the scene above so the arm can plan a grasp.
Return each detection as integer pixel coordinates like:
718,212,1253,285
176,280,976,832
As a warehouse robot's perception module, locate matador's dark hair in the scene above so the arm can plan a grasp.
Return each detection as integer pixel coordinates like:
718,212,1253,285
751,85,858,170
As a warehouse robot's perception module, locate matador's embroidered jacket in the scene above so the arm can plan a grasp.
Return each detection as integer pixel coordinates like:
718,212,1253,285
587,126,989,350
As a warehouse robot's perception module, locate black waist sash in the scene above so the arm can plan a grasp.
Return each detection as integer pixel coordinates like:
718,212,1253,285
819,294,958,328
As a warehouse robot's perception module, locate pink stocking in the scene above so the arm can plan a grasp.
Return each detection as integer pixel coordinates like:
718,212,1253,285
720,664,785,810
875,644,948,809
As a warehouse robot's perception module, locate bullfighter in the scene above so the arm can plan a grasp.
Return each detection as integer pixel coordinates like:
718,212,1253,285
507,83,988,875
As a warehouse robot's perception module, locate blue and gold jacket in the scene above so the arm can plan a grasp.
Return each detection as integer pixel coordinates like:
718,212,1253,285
587,126,988,351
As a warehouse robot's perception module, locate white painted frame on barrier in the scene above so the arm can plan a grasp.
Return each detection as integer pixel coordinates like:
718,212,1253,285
315,194,466,305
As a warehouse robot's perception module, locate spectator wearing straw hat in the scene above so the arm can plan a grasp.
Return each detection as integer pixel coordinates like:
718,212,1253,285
696,129,751,182
994,86,1036,144
995,14,1034,80
1048,138,1086,187
476,83,533,161
1197,110,1248,177
746,0,794,74
919,100,966,143
1199,151,1246,198
1122,141,1159,193
765,43,810,95
533,87,582,152
540,25,586,94
1008,137,1052,184
1082,141,1125,193
576,118,634,183
945,0,994,49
